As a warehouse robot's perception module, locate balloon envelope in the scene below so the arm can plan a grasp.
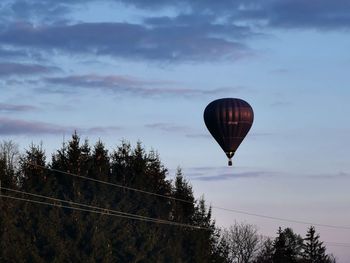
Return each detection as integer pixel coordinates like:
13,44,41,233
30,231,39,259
204,98,254,166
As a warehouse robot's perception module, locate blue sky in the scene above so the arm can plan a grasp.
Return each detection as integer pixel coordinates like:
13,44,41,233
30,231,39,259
1,0,350,261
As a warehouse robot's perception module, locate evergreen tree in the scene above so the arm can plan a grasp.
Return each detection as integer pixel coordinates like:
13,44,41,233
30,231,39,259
0,134,338,262
172,168,195,224
273,227,303,263
303,226,329,263
20,143,46,192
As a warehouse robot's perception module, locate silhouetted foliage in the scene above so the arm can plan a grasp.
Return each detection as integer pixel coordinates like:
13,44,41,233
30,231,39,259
0,135,338,262
302,226,330,263
0,135,224,262
222,222,261,263
253,227,336,263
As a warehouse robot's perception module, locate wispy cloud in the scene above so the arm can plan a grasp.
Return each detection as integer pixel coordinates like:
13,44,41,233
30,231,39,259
3,0,349,31
0,62,58,76
189,171,273,181
0,1,72,23
0,103,38,112
179,165,275,181
307,172,350,180
185,133,211,139
42,74,232,97
1,1,349,65
0,117,67,135
119,0,350,30
0,47,28,58
0,117,122,136
86,126,122,135
44,74,167,89
248,132,273,138
0,21,250,62
145,123,189,132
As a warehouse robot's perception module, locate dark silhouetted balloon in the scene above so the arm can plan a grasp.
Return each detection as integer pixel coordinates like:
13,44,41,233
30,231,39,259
204,98,254,166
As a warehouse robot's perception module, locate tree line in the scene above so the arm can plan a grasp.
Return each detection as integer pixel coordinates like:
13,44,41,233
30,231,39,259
0,134,337,262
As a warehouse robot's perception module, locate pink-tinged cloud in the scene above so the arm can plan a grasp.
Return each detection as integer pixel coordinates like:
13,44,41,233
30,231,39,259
0,103,37,112
45,74,168,89
43,74,233,97
0,117,67,135
0,117,123,135
0,62,58,76
188,171,273,181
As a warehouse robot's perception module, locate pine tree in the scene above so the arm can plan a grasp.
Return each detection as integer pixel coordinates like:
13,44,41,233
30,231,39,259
20,143,46,192
273,227,303,263
172,168,195,224
303,226,329,263
2,134,337,263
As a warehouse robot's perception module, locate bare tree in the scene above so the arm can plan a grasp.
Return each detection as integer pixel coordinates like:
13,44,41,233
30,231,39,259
0,140,20,172
327,254,337,263
223,222,261,263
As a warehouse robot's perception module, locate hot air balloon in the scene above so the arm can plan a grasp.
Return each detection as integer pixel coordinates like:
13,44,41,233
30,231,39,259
204,98,254,166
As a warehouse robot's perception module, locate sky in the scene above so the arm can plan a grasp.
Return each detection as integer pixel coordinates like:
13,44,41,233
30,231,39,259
1,0,350,261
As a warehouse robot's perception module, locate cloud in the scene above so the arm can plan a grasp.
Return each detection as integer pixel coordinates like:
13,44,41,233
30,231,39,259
0,117,122,136
45,74,160,89
0,47,28,58
307,172,350,180
1,1,348,66
0,117,68,135
259,1,350,29
0,0,73,23
0,62,58,76
0,103,37,112
145,123,189,132
42,74,232,97
86,126,122,134
189,171,272,181
0,21,250,62
180,165,274,181
248,132,273,138
186,133,211,139
120,0,350,30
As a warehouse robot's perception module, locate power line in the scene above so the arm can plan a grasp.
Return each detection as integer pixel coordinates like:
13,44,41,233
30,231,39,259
29,163,193,204
2,186,350,249
261,234,350,248
324,241,350,248
0,189,208,230
1,187,186,227
3,191,349,249
27,163,350,231
211,206,350,230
